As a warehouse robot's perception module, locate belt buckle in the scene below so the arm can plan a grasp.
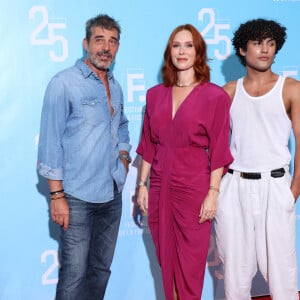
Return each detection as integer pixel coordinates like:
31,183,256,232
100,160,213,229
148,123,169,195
271,168,285,178
240,172,261,180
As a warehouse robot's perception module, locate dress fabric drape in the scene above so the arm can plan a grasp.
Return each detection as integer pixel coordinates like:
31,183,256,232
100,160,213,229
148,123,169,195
137,83,232,300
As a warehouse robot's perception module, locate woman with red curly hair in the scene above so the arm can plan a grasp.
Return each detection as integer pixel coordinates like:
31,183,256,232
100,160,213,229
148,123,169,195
136,24,232,299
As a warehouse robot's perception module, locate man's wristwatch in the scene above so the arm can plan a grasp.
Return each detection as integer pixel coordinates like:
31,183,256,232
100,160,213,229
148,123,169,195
119,153,132,163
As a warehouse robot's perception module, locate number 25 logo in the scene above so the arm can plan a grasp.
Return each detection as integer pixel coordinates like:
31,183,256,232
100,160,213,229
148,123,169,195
41,250,59,285
198,8,231,60
29,6,68,62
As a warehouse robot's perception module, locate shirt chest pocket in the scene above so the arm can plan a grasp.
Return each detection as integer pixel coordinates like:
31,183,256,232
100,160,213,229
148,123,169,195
81,97,104,126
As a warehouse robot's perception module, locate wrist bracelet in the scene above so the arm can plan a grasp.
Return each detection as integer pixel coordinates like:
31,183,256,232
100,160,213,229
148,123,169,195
136,181,147,188
51,194,65,201
119,153,132,163
50,189,64,195
209,186,220,193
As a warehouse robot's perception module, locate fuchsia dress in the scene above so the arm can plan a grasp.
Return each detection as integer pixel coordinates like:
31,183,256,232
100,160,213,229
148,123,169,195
137,82,233,299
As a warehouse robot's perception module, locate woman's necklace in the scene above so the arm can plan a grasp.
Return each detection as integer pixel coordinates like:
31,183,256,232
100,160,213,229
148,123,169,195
175,80,197,88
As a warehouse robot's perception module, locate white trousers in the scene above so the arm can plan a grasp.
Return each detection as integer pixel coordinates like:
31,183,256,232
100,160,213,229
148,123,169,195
215,169,298,300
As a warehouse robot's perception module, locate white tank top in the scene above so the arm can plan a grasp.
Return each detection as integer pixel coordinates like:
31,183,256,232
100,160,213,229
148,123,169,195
229,76,291,172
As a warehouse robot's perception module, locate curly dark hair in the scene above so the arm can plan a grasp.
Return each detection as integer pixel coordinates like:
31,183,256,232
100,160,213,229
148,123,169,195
232,18,287,66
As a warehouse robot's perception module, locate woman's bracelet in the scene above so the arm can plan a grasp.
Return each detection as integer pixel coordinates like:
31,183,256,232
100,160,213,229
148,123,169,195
50,189,64,195
209,186,220,193
136,181,148,188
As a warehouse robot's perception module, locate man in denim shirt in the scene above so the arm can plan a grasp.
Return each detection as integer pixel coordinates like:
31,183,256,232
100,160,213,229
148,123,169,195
38,14,131,300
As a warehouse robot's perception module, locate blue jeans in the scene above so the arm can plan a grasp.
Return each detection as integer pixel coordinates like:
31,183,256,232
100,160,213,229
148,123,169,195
55,188,122,300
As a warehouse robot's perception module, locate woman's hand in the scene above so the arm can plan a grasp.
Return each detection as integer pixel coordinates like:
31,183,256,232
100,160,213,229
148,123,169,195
199,189,218,224
137,186,149,215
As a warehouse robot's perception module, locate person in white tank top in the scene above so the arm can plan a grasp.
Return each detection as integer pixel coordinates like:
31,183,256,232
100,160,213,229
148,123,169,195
215,18,300,300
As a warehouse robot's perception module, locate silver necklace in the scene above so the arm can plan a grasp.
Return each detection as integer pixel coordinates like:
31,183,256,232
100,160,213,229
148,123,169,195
175,81,197,88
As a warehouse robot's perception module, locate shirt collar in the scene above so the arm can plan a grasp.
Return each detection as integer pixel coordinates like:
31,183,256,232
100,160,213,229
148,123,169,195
76,58,115,82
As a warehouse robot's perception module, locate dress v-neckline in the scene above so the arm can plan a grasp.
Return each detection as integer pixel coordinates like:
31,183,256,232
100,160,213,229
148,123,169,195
171,84,198,120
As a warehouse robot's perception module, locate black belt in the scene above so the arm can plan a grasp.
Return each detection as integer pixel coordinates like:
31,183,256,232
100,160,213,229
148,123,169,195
228,168,285,180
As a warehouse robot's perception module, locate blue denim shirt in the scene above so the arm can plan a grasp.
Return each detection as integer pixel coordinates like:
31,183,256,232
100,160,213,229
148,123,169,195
38,59,131,203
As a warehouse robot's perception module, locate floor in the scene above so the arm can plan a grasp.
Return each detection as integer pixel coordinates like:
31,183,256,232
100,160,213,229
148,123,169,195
252,292,300,299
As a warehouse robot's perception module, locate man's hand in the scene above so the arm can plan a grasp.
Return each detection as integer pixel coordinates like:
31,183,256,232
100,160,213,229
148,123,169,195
50,198,70,230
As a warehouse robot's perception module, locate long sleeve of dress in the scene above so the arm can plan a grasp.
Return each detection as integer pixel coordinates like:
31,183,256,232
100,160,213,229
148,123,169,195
207,92,233,173
136,104,156,164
